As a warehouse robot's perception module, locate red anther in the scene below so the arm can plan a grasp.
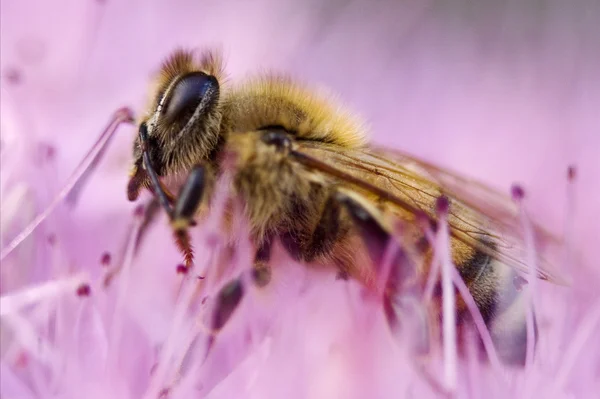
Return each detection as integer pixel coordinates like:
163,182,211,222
35,142,56,164
176,264,188,274
567,165,577,181
4,67,22,85
14,351,28,368
76,284,91,297
511,184,525,201
114,106,135,124
44,144,56,160
100,251,111,266
47,233,56,246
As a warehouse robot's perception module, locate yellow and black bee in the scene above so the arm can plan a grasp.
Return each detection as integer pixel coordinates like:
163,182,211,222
126,48,563,365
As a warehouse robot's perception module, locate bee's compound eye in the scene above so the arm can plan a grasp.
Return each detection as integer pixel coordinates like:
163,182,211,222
261,130,292,153
162,72,218,120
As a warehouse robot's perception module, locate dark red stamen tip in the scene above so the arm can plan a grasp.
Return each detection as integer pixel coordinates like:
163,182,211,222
176,264,189,274
45,145,56,160
115,107,135,124
76,284,91,297
47,234,56,246
4,68,22,85
100,252,111,266
435,195,449,215
14,351,28,368
197,275,205,280
36,142,56,164
513,275,528,291
567,165,577,181
511,184,525,201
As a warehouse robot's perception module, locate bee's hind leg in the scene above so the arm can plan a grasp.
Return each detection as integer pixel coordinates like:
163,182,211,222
279,192,346,263
336,192,431,355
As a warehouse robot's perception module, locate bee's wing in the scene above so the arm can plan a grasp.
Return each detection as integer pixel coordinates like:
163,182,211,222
291,141,566,285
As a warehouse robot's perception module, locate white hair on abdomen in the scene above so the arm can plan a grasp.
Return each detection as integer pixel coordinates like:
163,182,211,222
487,259,533,366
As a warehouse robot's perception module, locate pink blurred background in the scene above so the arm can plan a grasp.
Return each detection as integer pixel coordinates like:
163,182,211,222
1,1,599,396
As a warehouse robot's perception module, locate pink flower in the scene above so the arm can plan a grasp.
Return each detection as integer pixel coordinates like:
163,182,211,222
1,1,599,398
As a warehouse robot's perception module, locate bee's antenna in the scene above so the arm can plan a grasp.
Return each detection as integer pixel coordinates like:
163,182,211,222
0,107,135,261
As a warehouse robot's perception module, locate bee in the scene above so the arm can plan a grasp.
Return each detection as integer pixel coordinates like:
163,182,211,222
126,48,563,366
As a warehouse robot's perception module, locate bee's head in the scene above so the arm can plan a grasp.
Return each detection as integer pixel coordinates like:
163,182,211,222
128,49,224,201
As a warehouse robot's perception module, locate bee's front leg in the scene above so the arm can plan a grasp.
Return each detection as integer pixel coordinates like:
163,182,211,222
134,122,210,267
169,165,208,267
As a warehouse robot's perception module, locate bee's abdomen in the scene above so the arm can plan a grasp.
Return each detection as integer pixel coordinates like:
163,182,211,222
457,248,532,365
482,259,534,366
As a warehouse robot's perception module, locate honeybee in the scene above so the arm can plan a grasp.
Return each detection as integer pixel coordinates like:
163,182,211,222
126,48,563,366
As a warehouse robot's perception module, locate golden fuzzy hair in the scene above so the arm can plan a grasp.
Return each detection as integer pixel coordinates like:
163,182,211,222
221,74,369,149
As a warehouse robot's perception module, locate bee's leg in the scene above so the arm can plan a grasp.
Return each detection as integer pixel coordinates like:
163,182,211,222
129,165,178,205
335,194,392,266
137,123,177,217
280,193,345,262
205,277,245,359
336,192,430,354
127,163,147,202
304,194,344,261
205,241,272,358
170,166,207,267
137,122,206,267
279,189,402,280
252,236,273,287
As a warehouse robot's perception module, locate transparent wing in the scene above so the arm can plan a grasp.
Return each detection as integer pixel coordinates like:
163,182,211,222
291,141,566,284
